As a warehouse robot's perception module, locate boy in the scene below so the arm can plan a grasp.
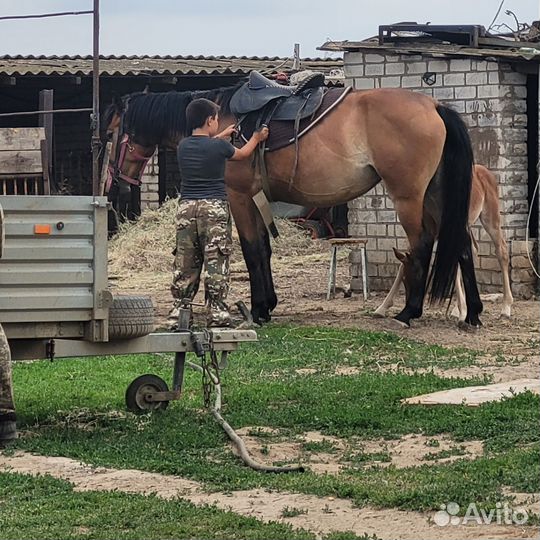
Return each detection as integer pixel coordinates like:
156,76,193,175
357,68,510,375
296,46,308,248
169,98,269,328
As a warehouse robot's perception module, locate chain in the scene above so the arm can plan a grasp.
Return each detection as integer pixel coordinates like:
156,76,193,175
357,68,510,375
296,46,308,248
200,330,221,408
201,351,213,408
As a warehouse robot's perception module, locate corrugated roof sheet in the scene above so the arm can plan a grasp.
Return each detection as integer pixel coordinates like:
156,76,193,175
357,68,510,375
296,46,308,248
0,54,343,77
319,40,540,62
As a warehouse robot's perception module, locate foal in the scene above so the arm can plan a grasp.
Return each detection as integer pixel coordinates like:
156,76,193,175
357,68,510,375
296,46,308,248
374,164,513,320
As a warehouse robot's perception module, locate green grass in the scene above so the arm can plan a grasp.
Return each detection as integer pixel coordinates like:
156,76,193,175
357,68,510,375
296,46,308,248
0,472,319,540
5,325,539,520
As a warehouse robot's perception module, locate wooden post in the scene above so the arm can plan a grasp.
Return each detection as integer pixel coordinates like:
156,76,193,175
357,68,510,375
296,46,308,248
91,0,101,197
38,89,53,189
327,245,338,300
99,141,112,196
292,43,300,71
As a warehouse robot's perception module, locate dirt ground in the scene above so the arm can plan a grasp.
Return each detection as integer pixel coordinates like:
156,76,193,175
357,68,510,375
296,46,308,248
113,227,538,382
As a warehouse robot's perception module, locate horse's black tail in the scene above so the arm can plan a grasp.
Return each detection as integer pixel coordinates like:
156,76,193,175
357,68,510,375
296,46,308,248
429,104,474,302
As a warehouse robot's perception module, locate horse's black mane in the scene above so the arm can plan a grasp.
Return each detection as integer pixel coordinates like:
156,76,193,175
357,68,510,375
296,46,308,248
102,82,243,145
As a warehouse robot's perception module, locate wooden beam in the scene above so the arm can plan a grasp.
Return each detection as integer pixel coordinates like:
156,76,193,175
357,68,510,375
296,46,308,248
0,151,43,175
39,90,54,188
0,128,44,150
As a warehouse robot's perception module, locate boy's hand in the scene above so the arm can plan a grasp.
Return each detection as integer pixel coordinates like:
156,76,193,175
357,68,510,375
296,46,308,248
216,124,237,139
254,125,269,142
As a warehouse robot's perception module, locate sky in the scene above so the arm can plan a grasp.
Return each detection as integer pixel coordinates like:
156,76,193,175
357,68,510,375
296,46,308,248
0,0,538,58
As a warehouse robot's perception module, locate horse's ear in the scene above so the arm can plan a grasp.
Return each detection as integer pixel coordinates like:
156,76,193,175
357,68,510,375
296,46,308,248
112,94,124,113
393,247,410,263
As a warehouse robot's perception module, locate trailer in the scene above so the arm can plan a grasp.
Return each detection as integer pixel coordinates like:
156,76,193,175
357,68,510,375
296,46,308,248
0,195,257,412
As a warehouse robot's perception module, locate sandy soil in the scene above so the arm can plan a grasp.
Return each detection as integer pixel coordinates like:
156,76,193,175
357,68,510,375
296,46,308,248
1,451,536,540
234,428,485,473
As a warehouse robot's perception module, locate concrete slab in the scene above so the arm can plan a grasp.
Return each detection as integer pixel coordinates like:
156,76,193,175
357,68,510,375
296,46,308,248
402,378,539,407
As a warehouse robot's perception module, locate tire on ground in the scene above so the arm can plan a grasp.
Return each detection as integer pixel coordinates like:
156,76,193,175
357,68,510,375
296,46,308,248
108,295,155,340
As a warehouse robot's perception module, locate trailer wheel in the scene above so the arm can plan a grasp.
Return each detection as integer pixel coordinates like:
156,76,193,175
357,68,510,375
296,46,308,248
108,295,154,340
125,374,169,413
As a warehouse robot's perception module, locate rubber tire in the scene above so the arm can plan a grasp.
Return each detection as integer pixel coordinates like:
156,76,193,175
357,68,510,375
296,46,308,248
108,295,155,340
125,374,169,413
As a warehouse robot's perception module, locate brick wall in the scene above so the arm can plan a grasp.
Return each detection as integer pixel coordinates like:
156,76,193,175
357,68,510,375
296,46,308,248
140,152,159,209
344,51,537,298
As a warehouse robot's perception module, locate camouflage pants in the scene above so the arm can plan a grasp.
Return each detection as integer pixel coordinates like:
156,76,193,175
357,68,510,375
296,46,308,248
170,199,232,326
0,324,14,416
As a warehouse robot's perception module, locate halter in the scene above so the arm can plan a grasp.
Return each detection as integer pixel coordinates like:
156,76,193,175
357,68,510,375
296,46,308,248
105,105,156,194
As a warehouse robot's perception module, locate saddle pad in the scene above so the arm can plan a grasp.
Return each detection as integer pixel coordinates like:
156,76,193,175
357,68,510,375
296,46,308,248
238,87,348,153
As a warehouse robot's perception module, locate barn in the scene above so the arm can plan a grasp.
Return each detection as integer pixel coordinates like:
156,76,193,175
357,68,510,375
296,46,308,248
320,23,540,298
0,54,343,208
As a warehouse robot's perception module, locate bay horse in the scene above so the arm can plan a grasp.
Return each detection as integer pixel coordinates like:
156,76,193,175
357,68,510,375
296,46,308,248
374,164,513,320
102,83,483,328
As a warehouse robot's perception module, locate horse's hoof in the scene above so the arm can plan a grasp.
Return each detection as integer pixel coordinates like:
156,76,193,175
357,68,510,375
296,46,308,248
457,320,482,331
450,306,461,319
373,307,387,318
500,306,512,319
391,317,410,329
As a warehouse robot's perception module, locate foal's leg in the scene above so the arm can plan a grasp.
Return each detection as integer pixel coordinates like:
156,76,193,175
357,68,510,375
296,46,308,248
479,210,513,319
374,264,404,317
451,266,467,321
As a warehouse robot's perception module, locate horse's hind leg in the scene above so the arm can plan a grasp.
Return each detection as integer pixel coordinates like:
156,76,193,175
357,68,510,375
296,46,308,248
458,232,483,327
392,198,435,327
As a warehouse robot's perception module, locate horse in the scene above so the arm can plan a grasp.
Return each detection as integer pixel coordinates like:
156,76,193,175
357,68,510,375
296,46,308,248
374,164,513,320
102,82,483,328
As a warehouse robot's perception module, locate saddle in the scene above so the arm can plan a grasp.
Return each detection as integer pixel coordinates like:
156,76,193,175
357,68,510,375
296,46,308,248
230,71,326,121
238,87,349,152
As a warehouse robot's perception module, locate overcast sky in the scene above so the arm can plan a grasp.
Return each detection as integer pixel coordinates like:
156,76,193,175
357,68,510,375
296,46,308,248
0,0,538,58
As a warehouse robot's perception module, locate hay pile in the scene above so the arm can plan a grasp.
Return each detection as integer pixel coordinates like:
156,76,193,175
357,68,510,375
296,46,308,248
108,199,324,289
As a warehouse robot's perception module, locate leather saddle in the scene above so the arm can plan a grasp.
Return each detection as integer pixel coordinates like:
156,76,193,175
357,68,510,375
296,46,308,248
230,71,326,121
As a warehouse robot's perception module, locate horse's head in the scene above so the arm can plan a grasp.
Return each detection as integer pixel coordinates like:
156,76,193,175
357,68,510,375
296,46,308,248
102,94,157,200
101,94,158,234
102,95,124,142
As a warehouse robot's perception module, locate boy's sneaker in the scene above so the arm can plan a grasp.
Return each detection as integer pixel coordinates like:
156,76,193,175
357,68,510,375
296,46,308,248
208,311,232,328
0,412,17,448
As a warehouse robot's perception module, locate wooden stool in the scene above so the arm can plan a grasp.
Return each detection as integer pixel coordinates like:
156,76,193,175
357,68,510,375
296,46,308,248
327,238,369,301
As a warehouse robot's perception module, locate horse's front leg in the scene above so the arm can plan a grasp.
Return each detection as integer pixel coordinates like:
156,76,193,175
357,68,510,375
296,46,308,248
228,189,277,325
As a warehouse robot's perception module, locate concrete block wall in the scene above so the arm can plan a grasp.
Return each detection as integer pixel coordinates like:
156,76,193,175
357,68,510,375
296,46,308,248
344,50,537,297
140,152,159,209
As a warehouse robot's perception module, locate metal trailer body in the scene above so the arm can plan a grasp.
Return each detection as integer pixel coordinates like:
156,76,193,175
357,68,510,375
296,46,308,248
0,195,111,342
0,195,256,412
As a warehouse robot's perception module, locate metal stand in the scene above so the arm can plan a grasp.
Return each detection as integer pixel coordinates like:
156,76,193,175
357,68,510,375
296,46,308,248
326,238,369,301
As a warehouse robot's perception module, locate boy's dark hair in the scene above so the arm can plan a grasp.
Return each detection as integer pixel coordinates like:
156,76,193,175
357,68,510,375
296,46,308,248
186,98,220,133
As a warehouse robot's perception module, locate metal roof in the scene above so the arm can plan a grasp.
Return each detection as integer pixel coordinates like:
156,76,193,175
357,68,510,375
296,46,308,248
319,39,540,63
0,54,343,77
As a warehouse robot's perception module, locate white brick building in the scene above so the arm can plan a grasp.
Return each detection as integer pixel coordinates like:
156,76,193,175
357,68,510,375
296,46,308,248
321,31,539,298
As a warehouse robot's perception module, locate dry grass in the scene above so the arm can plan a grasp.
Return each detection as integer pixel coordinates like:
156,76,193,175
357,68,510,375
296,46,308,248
108,199,325,283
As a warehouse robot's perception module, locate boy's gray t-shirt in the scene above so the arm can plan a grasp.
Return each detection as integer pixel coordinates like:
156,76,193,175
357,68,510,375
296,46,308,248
177,136,235,200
